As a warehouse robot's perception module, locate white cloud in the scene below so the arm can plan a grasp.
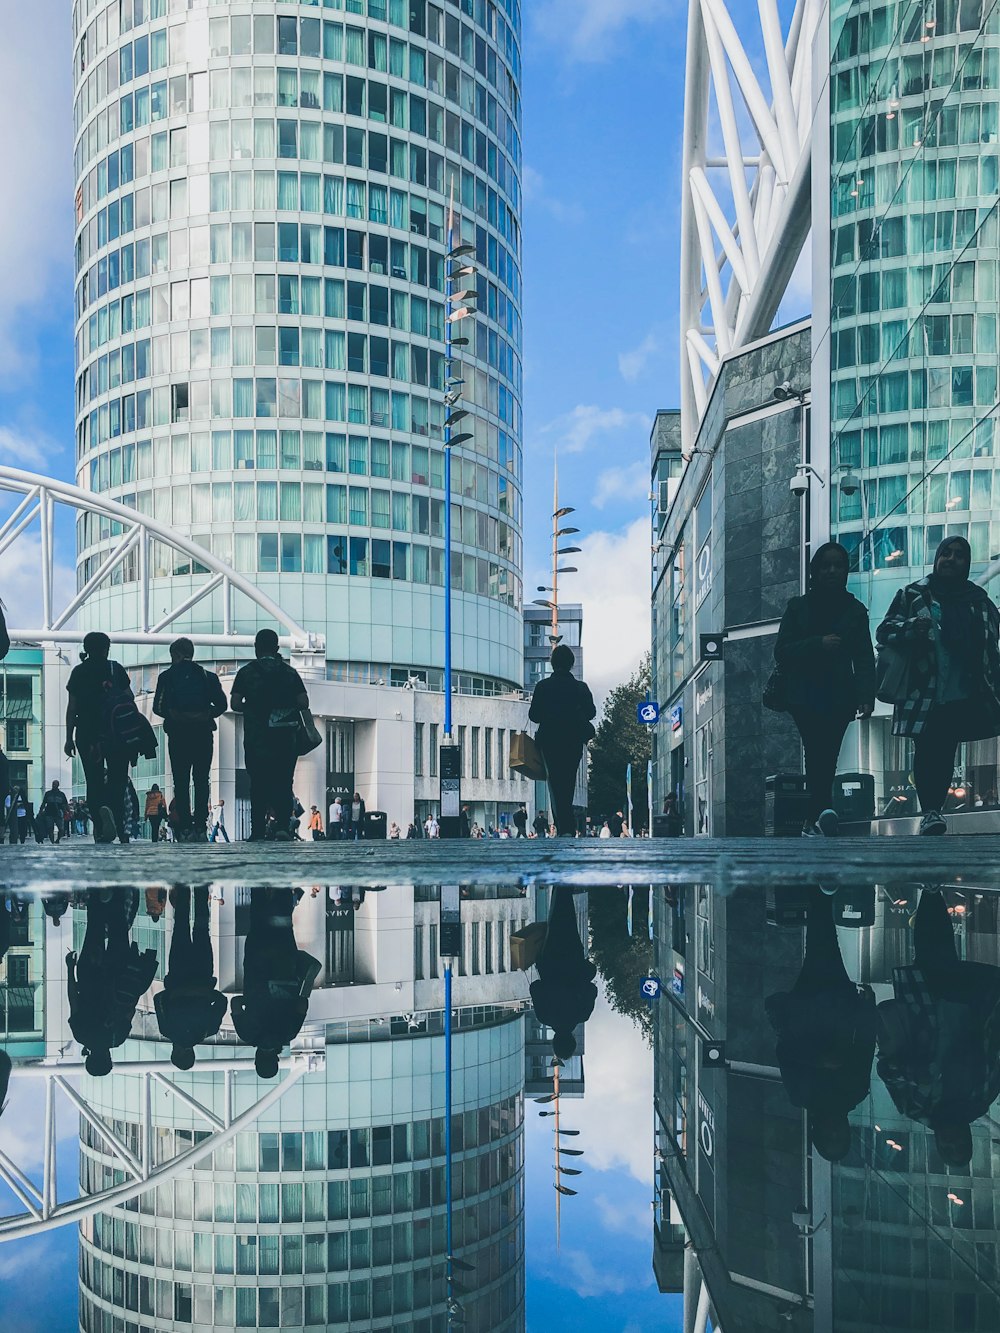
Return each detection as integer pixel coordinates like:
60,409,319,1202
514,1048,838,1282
563,988,654,1183
532,0,675,63
618,331,662,383
594,1192,651,1240
0,428,53,470
556,1247,634,1298
576,517,652,709
540,405,651,457
592,461,649,511
522,165,584,224
0,534,77,635
0,9,74,380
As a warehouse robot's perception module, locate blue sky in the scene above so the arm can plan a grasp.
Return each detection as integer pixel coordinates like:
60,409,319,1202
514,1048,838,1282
0,1,703,704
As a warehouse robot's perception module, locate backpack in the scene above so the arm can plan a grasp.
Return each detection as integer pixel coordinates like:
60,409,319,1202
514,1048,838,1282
167,662,216,716
102,671,158,758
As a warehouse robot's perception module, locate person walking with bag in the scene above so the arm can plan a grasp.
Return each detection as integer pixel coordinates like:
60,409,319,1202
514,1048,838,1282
771,543,875,836
230,629,311,842
876,536,1000,834
153,638,228,843
528,645,597,837
65,632,156,844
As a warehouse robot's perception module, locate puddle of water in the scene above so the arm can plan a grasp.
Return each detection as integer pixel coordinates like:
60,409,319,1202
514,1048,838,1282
1,876,998,1330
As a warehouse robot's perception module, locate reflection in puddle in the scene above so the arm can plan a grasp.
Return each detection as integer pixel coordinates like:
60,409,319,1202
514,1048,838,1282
2,879,1000,1328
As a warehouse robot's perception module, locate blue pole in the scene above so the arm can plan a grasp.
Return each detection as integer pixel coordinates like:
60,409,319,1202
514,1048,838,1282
444,959,454,1319
443,214,454,740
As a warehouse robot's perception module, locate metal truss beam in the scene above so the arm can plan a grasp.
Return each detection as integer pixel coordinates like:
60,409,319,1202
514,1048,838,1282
680,0,818,453
0,467,324,653
0,1054,322,1239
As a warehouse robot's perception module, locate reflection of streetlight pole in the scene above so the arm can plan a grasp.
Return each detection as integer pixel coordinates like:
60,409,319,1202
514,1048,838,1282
440,184,477,836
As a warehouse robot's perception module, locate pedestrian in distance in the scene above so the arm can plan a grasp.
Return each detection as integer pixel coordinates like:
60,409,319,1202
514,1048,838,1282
512,803,528,839
405,821,418,839
65,632,157,844
229,630,310,842
347,791,366,841
532,809,548,839
389,821,401,839
6,789,31,845
876,536,1000,835
609,810,625,838
40,780,69,844
144,785,166,843
154,886,227,1070
209,798,229,843
459,804,471,838
662,792,684,837
153,638,227,843
328,795,343,840
772,542,876,837
599,820,611,839
528,645,597,837
308,806,324,840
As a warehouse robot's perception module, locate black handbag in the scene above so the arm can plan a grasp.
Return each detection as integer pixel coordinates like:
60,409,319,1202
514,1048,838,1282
762,667,789,713
875,644,910,705
295,710,323,756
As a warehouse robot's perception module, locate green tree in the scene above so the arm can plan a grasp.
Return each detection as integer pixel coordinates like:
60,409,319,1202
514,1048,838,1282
587,887,653,1040
587,654,651,830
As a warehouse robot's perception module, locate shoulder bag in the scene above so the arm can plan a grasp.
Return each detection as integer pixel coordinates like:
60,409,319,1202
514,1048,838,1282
875,643,911,705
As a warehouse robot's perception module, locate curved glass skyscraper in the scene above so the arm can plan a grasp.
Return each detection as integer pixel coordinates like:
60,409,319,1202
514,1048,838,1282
72,0,524,690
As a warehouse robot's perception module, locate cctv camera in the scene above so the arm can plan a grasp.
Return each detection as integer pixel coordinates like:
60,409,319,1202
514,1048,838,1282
840,470,861,496
773,381,793,401
789,472,809,497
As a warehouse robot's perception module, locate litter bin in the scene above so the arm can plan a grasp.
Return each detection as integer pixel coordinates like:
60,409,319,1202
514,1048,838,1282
832,772,875,824
652,814,683,838
765,774,809,837
364,810,387,840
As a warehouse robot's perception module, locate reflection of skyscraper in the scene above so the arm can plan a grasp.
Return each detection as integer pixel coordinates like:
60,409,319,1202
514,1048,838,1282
75,886,529,1331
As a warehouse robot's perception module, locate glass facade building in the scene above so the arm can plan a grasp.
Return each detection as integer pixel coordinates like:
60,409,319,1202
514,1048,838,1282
828,0,1000,810
71,0,525,689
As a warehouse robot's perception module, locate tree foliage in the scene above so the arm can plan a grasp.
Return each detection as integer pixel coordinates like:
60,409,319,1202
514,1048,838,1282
587,887,653,1041
587,654,652,829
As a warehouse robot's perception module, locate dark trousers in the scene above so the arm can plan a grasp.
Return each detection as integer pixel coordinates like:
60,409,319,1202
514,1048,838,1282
168,727,214,834
246,731,298,839
149,815,163,843
165,887,215,989
80,743,130,839
9,817,28,845
791,709,852,823
913,708,961,813
792,888,853,995
538,741,583,836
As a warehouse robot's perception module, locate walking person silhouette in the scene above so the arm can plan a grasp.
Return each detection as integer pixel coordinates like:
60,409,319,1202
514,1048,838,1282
154,886,227,1069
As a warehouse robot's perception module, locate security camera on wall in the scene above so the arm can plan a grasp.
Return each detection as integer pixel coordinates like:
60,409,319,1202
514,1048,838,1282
789,472,809,497
839,470,861,496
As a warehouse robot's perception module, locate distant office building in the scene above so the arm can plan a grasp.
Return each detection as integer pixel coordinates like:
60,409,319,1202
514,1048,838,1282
0,649,45,816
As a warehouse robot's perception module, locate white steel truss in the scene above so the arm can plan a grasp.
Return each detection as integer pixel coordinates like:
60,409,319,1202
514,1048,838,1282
0,1054,322,1240
680,0,818,452
0,466,323,652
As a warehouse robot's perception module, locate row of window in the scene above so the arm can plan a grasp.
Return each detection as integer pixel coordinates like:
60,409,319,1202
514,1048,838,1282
832,313,1000,370
831,416,998,470
81,1259,519,1331
832,205,999,268
78,532,521,604
836,519,1000,571
833,152,1000,224
838,465,1000,518
82,430,517,494
76,0,521,133
833,254,994,318
833,0,990,66
833,364,1000,419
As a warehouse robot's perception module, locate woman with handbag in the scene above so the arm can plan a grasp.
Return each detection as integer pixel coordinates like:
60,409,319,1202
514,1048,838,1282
772,543,876,836
876,536,1000,835
528,644,597,837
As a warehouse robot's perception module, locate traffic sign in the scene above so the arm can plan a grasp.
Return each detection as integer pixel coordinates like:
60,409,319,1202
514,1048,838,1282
637,701,660,725
639,975,663,1000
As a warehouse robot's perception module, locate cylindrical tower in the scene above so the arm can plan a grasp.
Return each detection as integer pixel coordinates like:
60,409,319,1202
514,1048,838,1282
71,0,524,689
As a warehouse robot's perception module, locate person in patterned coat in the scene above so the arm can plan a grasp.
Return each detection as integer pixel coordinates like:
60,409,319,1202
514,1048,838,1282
876,536,1000,835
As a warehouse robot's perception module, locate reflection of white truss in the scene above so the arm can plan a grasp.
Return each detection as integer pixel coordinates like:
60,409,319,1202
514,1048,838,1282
680,0,818,451
0,1054,321,1239
0,467,323,652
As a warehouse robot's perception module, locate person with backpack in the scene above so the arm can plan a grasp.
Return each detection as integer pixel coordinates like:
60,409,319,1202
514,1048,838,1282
528,645,597,837
6,789,31,845
40,780,69,844
152,638,228,843
230,629,310,842
144,785,167,842
65,632,157,844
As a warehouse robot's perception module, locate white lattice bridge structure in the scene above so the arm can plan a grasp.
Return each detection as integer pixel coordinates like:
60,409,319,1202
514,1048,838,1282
680,0,818,452
0,1054,321,1240
0,466,323,653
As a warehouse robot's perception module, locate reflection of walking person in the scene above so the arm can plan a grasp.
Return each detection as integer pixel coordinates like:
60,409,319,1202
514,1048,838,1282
773,543,876,836
231,889,321,1076
66,891,158,1076
876,887,1000,1166
528,646,596,837
876,537,1000,835
765,886,876,1160
154,887,227,1069
529,888,598,1060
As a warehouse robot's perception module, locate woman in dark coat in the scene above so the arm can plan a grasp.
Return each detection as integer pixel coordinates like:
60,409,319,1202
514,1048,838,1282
876,536,1000,835
773,542,876,835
